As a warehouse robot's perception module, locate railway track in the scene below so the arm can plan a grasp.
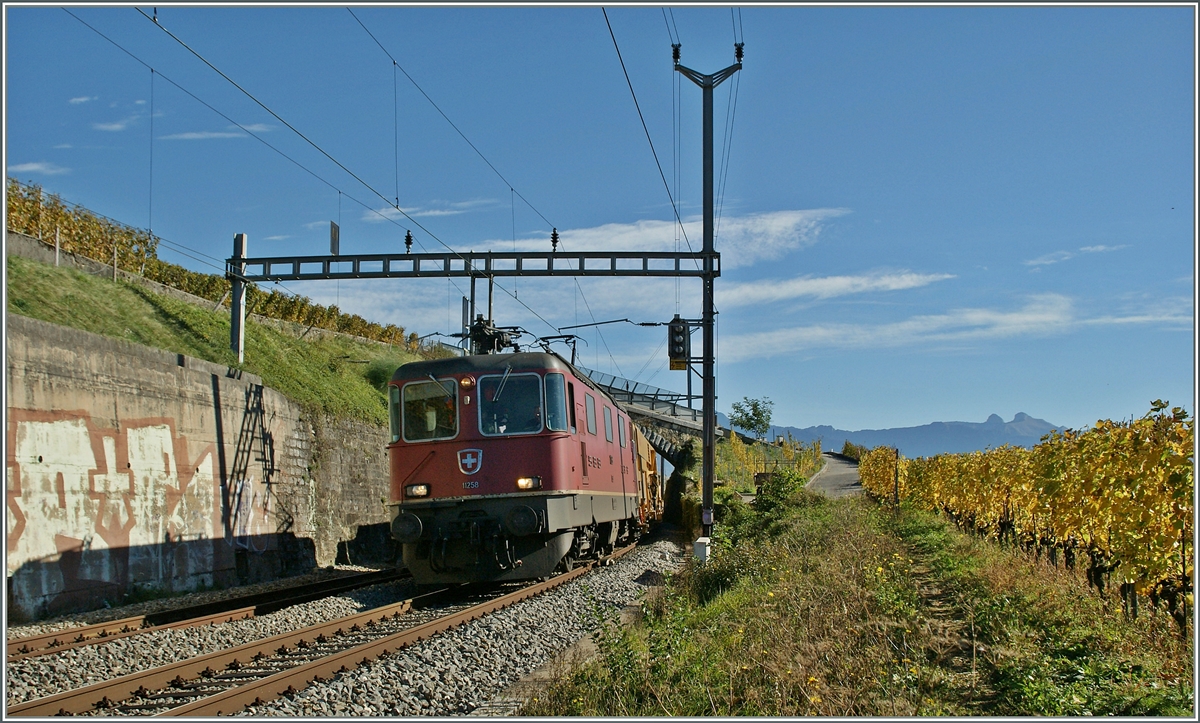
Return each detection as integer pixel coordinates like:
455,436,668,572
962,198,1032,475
6,568,408,663
7,546,633,717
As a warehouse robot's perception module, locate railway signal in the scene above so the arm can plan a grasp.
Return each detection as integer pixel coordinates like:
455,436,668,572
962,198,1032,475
667,314,690,370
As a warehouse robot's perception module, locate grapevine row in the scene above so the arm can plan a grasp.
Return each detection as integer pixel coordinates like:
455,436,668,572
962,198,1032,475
859,401,1193,630
6,178,424,350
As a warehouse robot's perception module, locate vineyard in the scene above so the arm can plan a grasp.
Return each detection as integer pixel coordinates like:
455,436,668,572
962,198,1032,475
6,178,423,349
859,401,1194,632
716,431,823,492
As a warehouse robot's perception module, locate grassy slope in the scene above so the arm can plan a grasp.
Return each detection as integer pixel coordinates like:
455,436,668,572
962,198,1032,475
525,478,1193,716
6,255,421,425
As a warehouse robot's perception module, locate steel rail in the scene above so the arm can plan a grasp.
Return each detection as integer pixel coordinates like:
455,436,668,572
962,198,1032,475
165,545,636,717
8,547,634,717
6,608,255,663
6,568,407,662
5,593,425,716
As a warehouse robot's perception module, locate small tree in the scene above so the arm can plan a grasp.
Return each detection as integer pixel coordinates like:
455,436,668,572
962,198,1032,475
730,396,774,442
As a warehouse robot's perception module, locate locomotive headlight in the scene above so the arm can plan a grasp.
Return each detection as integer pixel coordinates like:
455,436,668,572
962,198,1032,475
516,476,542,490
460,375,475,388
405,483,430,498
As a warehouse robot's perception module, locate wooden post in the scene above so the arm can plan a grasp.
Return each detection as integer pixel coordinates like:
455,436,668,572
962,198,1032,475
54,227,60,267
893,447,900,510
113,242,118,281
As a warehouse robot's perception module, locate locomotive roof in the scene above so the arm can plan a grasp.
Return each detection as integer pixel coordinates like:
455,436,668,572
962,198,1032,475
391,352,618,407
391,352,574,381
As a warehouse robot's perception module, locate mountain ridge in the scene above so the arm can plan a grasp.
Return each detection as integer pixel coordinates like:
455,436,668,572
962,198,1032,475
718,411,1061,458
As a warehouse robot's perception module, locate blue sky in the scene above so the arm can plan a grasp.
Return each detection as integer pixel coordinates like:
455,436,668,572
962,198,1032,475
4,4,1195,432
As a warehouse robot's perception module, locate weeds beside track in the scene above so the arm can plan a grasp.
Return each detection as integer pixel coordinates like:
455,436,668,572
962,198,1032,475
524,488,1194,716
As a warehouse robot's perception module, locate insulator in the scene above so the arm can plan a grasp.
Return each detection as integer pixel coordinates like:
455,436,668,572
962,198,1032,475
404,230,413,254
735,42,744,63
672,43,681,64
550,228,559,253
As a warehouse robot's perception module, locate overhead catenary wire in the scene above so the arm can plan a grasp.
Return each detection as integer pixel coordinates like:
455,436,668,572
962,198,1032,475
148,68,154,236
346,7,621,344
601,7,695,261
715,9,743,243
662,7,683,314
130,6,559,335
346,7,555,231
62,9,476,330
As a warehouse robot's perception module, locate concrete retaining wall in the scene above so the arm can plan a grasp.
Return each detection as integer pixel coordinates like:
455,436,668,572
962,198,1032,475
5,314,394,620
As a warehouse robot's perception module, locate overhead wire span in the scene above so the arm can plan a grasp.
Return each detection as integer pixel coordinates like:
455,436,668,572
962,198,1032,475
345,7,555,231
601,7,695,263
344,6,606,343
148,68,154,236
66,8,472,329
131,6,559,335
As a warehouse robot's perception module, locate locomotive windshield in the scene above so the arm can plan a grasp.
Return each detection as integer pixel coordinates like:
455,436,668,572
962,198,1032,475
479,373,543,436
401,379,458,442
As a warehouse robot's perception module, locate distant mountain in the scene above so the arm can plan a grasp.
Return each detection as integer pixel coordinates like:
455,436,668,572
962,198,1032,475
717,411,1061,459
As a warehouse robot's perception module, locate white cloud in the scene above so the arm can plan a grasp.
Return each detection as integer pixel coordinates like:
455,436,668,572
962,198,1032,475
1024,250,1073,266
1025,244,1129,268
719,270,955,307
134,99,146,105
464,208,849,270
303,220,332,230
93,116,139,131
236,123,273,133
7,162,70,176
721,293,1191,362
53,144,72,149
68,96,97,104
159,130,245,140
263,235,292,241
362,198,496,223
723,294,1078,361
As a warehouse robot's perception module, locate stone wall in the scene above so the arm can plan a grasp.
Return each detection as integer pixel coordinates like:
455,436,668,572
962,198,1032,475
4,314,393,620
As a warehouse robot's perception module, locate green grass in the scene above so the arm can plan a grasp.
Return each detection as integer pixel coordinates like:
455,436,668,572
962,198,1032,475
6,254,423,425
524,487,1194,716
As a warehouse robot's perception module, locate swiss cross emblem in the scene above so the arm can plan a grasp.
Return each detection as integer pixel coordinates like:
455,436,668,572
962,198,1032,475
457,449,483,475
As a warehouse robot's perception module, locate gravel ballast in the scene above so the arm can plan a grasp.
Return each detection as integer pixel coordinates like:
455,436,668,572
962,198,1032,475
5,539,684,715
5,576,416,707
238,539,684,717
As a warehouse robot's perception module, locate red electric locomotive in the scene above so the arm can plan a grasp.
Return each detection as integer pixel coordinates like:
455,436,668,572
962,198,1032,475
386,351,662,585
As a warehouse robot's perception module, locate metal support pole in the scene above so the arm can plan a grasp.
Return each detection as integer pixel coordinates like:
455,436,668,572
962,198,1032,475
113,242,118,282
230,233,247,365
460,296,470,356
54,227,60,267
678,56,740,543
487,276,494,323
469,273,477,353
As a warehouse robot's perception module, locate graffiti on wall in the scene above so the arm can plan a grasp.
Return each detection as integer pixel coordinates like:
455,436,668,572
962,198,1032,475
5,408,274,610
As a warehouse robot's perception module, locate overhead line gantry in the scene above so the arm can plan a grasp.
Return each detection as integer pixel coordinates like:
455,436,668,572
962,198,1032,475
226,41,741,561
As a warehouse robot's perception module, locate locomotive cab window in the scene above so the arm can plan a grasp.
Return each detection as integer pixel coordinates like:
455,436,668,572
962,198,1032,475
603,406,613,442
585,393,597,435
388,385,402,443
618,415,627,448
567,383,577,433
545,373,569,432
402,379,458,442
479,372,544,436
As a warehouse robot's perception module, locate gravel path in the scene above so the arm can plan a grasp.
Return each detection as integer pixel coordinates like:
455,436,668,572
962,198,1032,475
5,576,416,707
237,539,685,717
